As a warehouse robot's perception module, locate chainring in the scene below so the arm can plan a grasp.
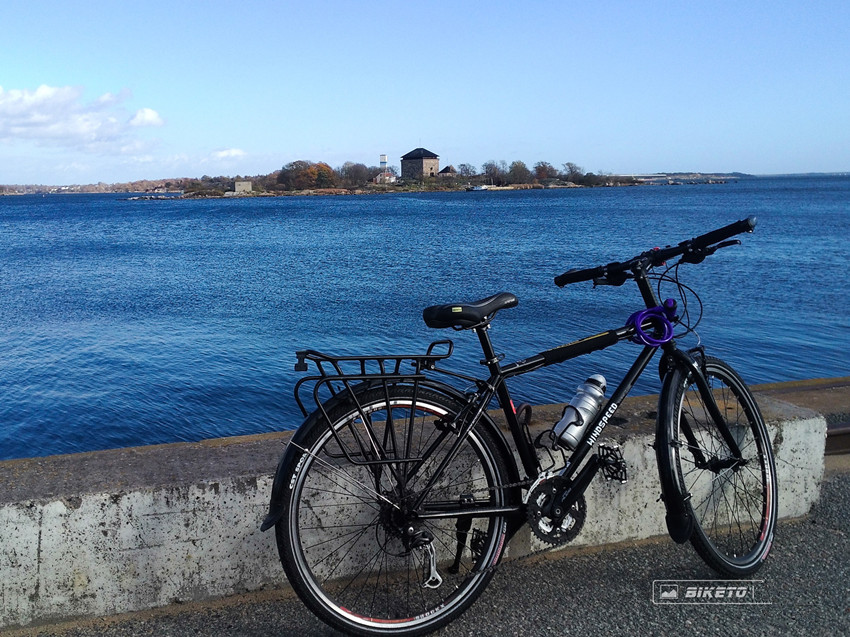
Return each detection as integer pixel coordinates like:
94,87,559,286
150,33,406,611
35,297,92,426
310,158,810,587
526,476,586,546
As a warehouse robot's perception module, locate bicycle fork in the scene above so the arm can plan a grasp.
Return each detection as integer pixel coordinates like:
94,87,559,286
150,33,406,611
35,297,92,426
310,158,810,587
669,347,744,460
655,345,746,543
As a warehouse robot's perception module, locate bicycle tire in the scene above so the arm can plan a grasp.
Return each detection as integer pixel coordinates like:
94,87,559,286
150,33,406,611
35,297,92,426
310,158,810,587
275,385,516,636
660,356,777,576
662,356,777,577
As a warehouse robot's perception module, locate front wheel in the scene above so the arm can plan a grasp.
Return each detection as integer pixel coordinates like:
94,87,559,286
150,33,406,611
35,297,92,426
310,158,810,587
661,356,777,576
275,385,516,636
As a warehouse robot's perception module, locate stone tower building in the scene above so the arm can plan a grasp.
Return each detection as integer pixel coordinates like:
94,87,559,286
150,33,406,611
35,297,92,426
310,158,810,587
400,148,439,180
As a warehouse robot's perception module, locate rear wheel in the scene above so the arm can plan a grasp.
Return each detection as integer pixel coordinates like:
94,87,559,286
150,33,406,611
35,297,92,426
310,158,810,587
276,385,516,636
662,356,777,576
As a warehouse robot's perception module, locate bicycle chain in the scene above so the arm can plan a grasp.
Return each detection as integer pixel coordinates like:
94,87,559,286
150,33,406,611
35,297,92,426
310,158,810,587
463,475,586,578
471,444,628,576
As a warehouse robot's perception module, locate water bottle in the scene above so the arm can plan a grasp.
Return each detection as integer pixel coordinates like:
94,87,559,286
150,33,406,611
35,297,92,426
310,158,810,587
552,374,607,450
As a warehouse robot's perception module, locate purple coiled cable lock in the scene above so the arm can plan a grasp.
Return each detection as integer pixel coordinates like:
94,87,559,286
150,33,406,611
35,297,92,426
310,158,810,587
626,298,677,347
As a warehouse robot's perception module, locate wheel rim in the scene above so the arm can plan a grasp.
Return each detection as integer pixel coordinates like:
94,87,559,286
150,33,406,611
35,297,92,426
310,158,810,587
288,396,505,630
675,371,774,567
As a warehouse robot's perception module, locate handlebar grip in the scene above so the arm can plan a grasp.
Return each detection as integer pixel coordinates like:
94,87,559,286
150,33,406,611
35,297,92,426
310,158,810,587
690,216,757,249
554,265,605,287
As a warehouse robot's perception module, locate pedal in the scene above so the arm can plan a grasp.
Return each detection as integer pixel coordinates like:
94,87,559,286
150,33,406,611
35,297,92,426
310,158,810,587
598,443,628,483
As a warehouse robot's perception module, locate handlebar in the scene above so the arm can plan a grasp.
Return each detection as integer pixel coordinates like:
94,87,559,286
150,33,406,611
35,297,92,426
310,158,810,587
554,216,757,287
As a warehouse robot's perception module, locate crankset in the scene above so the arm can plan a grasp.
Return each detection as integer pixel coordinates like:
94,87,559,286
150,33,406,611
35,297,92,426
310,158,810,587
526,476,586,546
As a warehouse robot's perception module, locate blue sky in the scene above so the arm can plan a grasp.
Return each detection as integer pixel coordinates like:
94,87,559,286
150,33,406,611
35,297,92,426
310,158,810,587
2,1,849,184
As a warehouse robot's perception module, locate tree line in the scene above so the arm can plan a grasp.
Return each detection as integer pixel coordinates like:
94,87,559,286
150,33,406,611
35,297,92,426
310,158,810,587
270,159,635,191
473,160,633,187
181,158,635,195
275,161,398,190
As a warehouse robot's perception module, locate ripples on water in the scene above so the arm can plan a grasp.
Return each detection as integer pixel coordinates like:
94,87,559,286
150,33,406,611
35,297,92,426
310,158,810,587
1,177,847,459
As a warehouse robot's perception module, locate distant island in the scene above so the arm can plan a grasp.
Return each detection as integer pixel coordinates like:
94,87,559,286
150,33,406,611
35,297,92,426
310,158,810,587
0,155,752,197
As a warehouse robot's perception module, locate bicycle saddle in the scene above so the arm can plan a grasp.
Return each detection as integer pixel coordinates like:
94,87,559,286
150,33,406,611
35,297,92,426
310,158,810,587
422,292,518,329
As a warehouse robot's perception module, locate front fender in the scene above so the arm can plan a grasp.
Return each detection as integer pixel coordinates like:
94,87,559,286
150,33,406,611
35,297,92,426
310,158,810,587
655,367,694,544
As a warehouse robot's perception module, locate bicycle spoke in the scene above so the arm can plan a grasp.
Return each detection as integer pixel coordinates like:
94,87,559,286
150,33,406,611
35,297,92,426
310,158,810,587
291,441,400,510
667,359,776,576
279,387,510,633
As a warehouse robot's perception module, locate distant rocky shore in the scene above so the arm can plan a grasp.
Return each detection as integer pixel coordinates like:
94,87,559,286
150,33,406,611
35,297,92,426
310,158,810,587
120,178,735,199
2,173,747,197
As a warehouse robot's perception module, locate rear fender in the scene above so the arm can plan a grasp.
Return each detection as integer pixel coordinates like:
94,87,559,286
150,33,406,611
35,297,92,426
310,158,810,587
259,407,327,532
260,380,521,532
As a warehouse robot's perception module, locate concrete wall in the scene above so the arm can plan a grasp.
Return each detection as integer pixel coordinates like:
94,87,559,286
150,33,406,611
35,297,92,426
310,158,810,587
0,477,279,627
0,387,828,630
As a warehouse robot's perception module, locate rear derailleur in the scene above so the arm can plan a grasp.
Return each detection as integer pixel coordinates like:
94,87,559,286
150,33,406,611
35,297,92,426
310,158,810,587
397,525,442,589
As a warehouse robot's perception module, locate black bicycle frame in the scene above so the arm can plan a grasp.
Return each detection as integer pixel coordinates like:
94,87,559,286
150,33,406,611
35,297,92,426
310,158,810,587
412,262,742,517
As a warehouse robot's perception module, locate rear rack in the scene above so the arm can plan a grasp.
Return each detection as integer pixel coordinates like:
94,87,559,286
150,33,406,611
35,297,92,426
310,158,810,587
293,339,454,415
292,340,455,467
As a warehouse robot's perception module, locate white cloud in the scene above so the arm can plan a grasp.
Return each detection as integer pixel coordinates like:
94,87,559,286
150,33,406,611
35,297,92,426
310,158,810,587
0,89,266,183
96,91,124,106
130,107,164,127
0,84,163,153
211,148,246,160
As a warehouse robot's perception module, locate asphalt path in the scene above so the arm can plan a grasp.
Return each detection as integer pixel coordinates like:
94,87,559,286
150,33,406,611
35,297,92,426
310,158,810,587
12,470,850,637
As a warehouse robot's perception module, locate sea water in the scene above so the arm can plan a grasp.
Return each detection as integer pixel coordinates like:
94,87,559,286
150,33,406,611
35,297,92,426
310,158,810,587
1,176,847,460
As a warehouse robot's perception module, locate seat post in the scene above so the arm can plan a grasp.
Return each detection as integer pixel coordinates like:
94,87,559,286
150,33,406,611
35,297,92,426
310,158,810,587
474,325,502,374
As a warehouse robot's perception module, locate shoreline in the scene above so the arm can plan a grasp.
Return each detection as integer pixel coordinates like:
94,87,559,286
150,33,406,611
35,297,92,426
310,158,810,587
2,174,744,198
138,179,728,199
8,172,850,198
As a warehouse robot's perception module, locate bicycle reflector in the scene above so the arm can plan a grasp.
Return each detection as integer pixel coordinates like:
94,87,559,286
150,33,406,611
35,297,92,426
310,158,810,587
626,299,677,347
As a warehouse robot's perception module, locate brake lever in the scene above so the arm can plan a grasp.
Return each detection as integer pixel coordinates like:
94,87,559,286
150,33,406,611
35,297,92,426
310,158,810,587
592,272,631,287
679,239,742,265
713,239,742,250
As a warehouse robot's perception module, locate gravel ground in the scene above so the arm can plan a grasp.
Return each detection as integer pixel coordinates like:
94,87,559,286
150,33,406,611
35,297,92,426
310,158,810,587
9,473,849,637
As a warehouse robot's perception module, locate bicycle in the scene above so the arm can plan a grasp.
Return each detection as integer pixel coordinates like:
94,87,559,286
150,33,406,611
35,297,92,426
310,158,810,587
261,217,777,636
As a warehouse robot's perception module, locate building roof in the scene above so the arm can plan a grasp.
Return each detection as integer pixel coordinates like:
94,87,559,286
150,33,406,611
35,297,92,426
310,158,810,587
401,148,439,160
438,165,457,174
